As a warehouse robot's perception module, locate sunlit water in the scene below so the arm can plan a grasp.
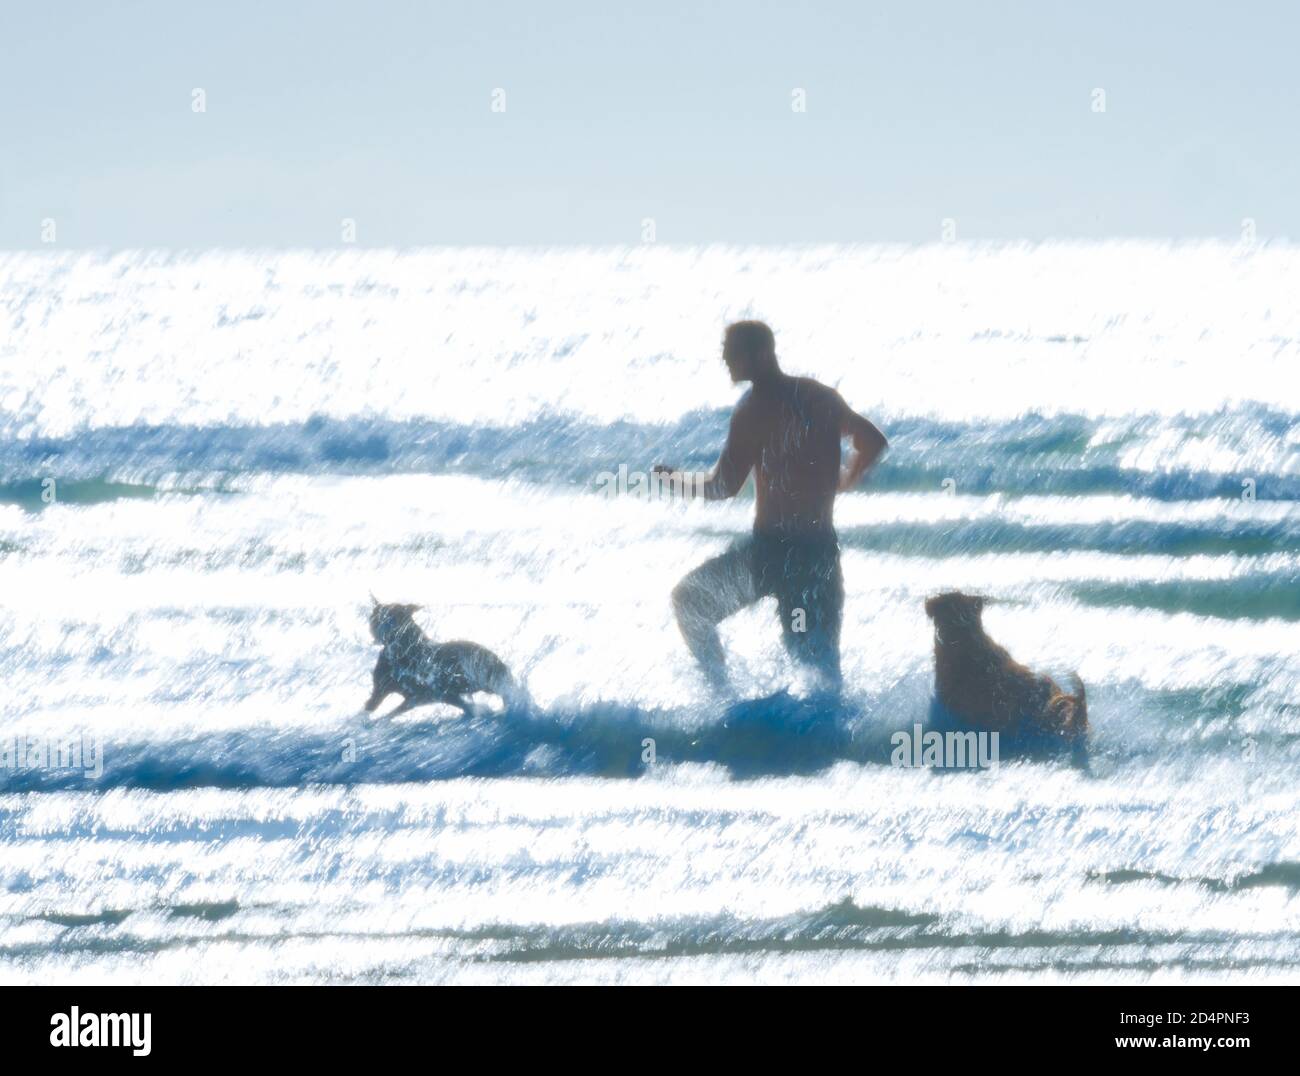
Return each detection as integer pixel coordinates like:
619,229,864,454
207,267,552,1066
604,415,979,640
1,243,1297,983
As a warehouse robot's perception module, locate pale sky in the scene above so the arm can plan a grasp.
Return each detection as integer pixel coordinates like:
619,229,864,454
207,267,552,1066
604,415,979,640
2,0,1297,247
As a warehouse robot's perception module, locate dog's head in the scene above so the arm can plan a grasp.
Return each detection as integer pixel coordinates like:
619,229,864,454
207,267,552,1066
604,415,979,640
368,598,422,645
924,591,989,636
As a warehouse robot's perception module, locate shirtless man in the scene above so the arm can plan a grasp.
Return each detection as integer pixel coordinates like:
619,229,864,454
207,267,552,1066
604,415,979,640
655,321,887,694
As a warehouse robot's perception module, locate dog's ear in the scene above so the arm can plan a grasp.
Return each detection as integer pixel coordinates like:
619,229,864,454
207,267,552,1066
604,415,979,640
370,592,379,607
924,595,940,618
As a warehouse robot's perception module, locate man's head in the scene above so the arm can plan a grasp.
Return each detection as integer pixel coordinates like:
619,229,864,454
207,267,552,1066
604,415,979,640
722,320,779,383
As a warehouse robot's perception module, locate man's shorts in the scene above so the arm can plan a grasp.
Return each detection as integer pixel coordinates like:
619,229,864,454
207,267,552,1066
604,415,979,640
677,529,843,679
749,530,843,672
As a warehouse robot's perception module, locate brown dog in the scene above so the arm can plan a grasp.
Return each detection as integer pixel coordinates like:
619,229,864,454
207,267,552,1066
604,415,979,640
924,592,1087,741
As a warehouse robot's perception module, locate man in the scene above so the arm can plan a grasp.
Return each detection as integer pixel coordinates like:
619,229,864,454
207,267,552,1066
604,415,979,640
655,320,887,694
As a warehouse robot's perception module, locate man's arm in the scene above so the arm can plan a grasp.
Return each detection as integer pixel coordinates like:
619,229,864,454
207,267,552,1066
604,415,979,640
655,402,758,500
838,397,888,492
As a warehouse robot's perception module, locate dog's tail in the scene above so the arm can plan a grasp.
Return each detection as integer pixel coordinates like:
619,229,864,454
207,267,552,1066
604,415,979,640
1046,673,1088,739
1067,673,1088,733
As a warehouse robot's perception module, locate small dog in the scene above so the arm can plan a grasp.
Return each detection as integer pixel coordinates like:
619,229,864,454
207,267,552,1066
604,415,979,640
924,591,1087,742
365,599,528,717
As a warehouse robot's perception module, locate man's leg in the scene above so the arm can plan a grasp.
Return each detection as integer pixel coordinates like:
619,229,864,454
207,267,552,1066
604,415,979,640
776,538,844,691
670,540,760,692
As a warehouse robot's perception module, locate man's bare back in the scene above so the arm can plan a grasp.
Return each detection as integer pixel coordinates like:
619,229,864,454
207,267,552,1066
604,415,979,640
713,375,869,535
656,321,887,693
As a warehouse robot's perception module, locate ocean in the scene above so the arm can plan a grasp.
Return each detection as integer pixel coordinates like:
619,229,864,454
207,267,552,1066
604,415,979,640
1,242,1297,984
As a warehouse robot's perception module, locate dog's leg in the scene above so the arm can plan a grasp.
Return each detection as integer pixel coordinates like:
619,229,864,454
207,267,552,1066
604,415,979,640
424,690,474,716
365,654,395,713
436,693,475,716
387,696,419,718
493,671,532,712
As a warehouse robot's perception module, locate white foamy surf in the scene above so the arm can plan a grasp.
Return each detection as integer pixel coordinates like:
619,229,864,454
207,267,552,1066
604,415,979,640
1,242,1297,983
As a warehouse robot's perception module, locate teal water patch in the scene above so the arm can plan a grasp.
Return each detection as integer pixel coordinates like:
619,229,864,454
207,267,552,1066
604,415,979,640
1141,682,1260,723
167,900,240,921
0,478,158,512
36,909,132,929
839,518,1300,559
1071,576,1300,620
1090,862,1300,893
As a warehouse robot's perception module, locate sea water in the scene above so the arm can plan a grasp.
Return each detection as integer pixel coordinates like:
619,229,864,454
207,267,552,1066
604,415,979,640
1,242,1297,982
